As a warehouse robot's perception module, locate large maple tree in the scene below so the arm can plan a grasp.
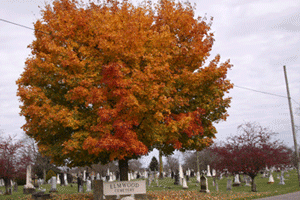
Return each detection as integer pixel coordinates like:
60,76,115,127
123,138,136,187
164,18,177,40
17,0,233,180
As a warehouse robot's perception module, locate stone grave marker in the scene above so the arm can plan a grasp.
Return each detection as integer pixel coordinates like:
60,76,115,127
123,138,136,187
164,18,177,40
86,179,92,192
56,174,60,185
279,174,285,185
196,171,200,183
182,177,188,189
206,165,211,177
268,174,274,184
13,182,18,192
0,179,4,187
199,175,209,193
227,179,232,191
232,174,241,187
83,170,86,181
64,173,68,186
245,177,251,186
50,176,58,193
23,165,36,194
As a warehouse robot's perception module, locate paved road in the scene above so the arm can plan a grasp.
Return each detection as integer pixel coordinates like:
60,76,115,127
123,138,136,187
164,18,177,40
257,191,300,200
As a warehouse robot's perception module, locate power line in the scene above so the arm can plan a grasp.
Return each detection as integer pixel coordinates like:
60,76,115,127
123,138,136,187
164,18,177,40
0,18,50,35
235,85,300,106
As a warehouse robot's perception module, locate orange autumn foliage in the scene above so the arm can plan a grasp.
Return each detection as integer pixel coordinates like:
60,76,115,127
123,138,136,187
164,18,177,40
17,0,233,167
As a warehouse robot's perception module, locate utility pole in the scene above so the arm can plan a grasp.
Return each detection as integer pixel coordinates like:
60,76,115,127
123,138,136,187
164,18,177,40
283,65,300,186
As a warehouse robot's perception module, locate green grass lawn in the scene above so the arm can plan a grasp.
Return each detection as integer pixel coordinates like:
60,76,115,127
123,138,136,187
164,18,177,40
1,170,300,199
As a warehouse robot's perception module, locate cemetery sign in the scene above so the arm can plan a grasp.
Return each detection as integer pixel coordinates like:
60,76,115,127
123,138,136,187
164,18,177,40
103,180,146,196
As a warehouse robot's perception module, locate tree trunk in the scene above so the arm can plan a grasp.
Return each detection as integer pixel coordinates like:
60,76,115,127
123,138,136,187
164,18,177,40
119,158,129,181
159,151,163,179
4,178,11,195
250,175,257,192
43,168,46,183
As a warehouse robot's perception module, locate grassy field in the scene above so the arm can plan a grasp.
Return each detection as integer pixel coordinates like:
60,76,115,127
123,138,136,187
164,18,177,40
0,170,299,200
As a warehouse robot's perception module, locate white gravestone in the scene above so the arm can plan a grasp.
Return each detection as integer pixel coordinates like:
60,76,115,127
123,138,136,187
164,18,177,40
50,176,58,193
83,170,86,181
182,177,188,189
86,180,92,192
96,173,100,180
64,173,68,186
212,169,216,177
233,174,241,186
268,174,274,184
206,165,211,177
227,179,232,191
196,171,200,183
24,165,35,189
57,174,61,184
279,174,285,185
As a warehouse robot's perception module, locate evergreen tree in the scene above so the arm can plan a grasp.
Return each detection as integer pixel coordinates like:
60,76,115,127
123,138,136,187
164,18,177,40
149,156,159,172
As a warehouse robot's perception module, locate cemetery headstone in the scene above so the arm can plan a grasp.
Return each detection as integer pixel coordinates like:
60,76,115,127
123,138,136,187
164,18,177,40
196,171,200,183
216,182,219,192
83,170,86,181
245,177,251,186
279,174,285,185
64,173,68,186
268,174,274,184
23,165,36,194
86,179,92,192
13,182,18,192
50,176,58,193
227,179,232,191
182,177,188,189
56,174,60,184
212,169,216,177
206,165,212,177
232,174,241,187
0,179,4,187
199,175,209,193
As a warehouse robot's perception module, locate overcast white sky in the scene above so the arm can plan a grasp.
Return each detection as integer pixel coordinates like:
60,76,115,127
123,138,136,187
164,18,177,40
1,0,300,168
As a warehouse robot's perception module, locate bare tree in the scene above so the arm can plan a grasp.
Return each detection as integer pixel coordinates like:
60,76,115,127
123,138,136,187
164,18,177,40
183,149,217,172
129,159,143,172
164,155,179,172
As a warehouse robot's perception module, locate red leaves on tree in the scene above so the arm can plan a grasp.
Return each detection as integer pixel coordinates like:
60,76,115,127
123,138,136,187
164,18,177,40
210,122,291,178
